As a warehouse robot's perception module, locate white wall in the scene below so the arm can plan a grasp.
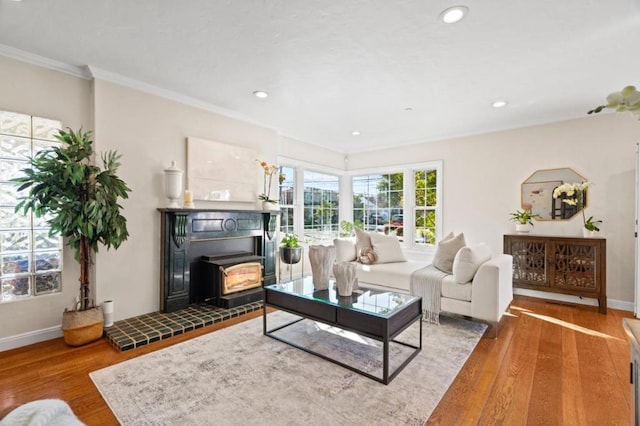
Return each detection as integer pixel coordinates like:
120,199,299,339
0,55,91,341
348,113,640,305
92,80,280,322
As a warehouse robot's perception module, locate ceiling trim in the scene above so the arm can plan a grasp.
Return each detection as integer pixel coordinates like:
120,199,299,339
87,66,277,133
0,43,91,79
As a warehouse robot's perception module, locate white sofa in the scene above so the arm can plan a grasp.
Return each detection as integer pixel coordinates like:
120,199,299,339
333,232,513,334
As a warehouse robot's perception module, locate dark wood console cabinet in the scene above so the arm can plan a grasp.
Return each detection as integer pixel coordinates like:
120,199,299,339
159,209,279,313
503,234,607,314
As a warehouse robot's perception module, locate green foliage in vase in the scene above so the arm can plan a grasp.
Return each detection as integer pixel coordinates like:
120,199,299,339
13,128,131,311
583,215,602,232
280,233,300,248
509,209,541,226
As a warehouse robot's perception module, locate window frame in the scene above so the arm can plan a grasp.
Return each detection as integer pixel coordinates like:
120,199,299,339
0,111,64,304
349,160,443,254
277,157,443,254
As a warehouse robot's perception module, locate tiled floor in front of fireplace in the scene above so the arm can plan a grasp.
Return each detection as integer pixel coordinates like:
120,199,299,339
104,301,263,351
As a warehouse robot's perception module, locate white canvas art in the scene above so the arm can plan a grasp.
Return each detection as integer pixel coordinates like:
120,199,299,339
186,137,257,202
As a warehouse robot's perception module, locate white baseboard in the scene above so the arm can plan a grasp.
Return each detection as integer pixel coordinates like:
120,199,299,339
0,326,62,352
513,288,633,312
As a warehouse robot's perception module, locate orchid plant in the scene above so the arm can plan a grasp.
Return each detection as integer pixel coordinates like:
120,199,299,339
553,181,602,231
257,159,279,203
588,85,640,119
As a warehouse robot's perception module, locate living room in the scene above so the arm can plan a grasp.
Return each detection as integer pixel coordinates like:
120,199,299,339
1,1,639,424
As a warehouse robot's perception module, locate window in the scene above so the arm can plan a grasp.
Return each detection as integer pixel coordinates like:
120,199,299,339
278,166,295,234
414,168,438,245
353,172,404,238
352,161,442,247
303,171,339,242
0,111,63,303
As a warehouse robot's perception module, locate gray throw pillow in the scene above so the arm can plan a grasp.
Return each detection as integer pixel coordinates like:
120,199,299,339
432,232,466,273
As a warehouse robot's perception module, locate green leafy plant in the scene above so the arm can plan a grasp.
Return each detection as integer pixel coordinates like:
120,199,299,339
509,209,541,226
280,233,300,248
583,215,602,232
13,128,131,311
338,220,363,237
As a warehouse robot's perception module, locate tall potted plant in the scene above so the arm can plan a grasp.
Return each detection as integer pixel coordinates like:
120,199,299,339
13,128,131,346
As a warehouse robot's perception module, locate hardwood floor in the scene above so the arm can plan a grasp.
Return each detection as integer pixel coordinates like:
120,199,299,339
0,296,633,425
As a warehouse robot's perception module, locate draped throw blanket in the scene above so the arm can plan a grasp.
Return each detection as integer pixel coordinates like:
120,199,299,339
410,264,449,324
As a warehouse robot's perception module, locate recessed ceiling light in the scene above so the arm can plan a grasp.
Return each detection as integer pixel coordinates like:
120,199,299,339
404,107,413,111
440,6,468,24
352,131,361,136
253,91,268,99
491,100,508,108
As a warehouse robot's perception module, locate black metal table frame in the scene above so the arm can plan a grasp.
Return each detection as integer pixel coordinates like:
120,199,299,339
263,295,422,385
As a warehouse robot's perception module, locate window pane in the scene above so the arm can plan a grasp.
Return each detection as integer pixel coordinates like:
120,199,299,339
2,276,30,300
35,272,61,295
32,117,62,141
0,135,31,160
34,230,61,250
279,206,294,234
304,171,339,242
1,253,29,275
35,251,62,272
0,111,30,137
0,207,30,228
414,168,438,246
352,173,403,237
0,159,29,182
0,231,30,252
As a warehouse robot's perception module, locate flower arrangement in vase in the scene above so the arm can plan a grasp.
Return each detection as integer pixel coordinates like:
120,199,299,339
553,181,602,237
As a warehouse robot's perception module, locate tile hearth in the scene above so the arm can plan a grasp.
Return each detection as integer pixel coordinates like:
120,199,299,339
104,301,263,351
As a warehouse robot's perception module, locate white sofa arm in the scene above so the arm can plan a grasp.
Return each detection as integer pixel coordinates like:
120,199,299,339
470,254,513,323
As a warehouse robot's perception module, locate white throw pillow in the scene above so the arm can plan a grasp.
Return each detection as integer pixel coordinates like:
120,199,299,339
432,232,466,273
333,238,357,262
354,228,373,256
369,232,406,264
452,243,492,283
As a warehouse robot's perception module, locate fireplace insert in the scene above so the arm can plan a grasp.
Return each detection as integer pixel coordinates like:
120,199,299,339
199,252,265,308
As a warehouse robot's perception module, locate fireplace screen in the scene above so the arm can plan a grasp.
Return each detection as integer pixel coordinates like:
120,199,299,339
221,262,263,295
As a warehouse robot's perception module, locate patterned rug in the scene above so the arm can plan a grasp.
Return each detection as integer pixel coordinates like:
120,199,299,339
90,311,486,426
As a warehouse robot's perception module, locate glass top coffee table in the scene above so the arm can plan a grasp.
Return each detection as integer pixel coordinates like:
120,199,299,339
263,277,422,384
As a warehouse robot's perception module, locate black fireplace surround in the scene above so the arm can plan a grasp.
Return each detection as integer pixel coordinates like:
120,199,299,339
159,209,278,313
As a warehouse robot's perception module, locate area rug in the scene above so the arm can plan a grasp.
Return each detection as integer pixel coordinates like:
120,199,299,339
90,311,486,426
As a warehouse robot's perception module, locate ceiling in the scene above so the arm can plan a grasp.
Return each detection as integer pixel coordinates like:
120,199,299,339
0,1,639,154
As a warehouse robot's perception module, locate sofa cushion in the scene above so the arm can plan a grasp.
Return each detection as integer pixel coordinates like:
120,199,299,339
369,232,406,264
452,243,492,283
354,228,373,256
441,275,472,302
333,238,357,262
432,232,466,273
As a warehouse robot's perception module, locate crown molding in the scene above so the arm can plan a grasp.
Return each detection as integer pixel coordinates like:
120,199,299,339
86,65,275,131
0,43,91,79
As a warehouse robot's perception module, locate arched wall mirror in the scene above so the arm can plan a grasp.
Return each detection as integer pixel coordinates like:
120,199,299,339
521,168,588,221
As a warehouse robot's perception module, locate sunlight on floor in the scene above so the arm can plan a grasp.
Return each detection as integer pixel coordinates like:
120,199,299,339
509,304,622,340
523,311,623,341
313,322,374,346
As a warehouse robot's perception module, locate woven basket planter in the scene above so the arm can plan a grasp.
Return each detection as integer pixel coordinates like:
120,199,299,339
62,306,104,346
